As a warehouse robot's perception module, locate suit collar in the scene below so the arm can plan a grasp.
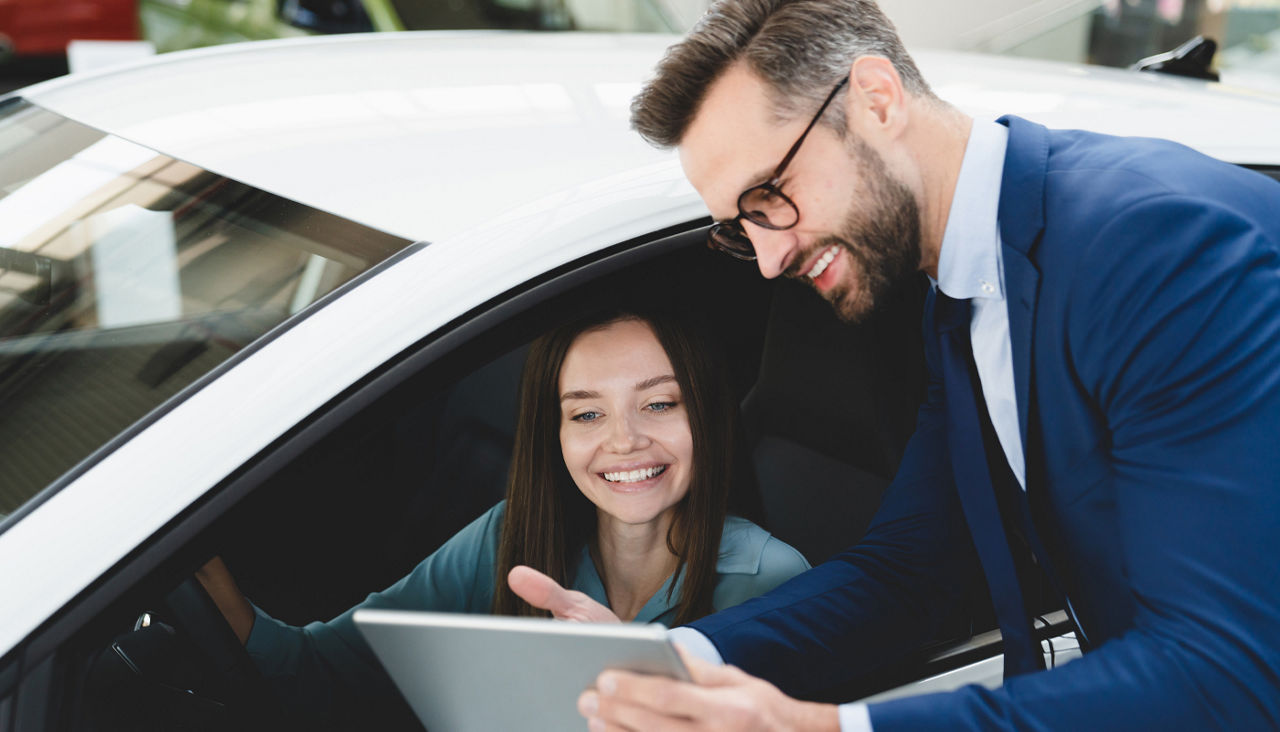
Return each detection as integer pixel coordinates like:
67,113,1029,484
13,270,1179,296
996,116,1050,257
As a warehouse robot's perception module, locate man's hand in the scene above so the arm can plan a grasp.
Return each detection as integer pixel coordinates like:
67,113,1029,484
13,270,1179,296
578,647,840,732
507,565,622,623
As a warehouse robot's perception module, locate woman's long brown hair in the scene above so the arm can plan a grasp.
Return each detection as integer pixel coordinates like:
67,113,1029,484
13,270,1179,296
492,307,746,626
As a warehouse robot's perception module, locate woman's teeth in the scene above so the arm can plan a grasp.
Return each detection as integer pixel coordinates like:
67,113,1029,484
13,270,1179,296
807,247,838,279
602,465,667,483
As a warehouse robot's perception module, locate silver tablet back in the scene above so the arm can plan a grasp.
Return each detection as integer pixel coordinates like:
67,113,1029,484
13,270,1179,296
354,608,689,731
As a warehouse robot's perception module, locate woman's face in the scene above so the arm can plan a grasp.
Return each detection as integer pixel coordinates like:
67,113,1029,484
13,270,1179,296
558,319,694,531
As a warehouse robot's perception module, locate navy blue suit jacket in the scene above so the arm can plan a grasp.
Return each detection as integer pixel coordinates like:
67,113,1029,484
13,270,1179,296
688,116,1280,729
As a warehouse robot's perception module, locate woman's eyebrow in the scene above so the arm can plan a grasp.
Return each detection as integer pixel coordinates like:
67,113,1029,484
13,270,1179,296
635,374,677,391
560,375,676,402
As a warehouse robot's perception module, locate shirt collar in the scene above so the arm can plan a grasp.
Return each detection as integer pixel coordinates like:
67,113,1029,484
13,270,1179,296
572,545,682,625
570,516,770,625
935,119,1009,302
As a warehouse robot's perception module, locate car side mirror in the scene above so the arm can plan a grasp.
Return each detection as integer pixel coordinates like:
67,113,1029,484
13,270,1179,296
1132,36,1220,82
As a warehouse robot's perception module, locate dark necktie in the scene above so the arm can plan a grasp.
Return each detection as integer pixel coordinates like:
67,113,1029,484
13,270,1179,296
934,290,1044,678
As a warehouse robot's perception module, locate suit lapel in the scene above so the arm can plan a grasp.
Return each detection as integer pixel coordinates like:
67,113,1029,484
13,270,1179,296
1003,248,1039,461
996,116,1050,484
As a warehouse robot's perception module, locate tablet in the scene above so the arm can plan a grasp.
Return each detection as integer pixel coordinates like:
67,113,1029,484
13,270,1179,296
353,609,690,731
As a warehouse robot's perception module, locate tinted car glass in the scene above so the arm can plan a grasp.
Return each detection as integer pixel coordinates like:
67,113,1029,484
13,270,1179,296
0,99,412,518
390,0,674,32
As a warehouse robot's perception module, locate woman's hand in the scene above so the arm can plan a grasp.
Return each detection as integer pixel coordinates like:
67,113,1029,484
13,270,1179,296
508,566,622,623
194,556,256,644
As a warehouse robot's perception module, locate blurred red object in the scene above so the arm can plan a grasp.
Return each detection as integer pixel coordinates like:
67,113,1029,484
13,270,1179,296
0,0,140,57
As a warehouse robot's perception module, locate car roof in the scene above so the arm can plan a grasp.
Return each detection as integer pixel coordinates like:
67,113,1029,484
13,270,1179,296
19,32,1280,245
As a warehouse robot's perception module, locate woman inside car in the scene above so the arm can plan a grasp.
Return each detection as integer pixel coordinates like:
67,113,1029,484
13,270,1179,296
196,306,809,725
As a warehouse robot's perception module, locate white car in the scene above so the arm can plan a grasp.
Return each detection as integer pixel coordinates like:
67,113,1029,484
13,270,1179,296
1,31,1277,729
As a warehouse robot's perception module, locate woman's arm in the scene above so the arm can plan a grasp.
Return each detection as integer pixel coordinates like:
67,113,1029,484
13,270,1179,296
194,555,254,644
198,502,509,727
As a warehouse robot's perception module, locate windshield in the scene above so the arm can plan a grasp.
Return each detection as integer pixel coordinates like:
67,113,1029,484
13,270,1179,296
0,100,412,518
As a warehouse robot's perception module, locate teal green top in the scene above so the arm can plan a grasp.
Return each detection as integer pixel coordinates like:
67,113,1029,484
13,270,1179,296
246,501,809,724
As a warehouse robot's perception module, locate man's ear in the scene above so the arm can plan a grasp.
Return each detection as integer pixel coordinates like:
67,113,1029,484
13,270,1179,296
844,56,907,140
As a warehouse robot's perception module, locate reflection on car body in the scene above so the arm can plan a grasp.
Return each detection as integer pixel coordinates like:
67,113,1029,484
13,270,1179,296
0,100,411,503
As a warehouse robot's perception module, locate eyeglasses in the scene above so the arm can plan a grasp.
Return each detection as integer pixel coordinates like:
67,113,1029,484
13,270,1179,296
707,78,849,261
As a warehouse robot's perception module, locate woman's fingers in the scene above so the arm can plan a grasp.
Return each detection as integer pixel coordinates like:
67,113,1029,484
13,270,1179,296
507,565,621,622
506,566,561,611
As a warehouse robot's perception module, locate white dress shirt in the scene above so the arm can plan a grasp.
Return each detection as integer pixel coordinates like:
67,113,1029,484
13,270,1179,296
934,120,1023,489
670,120,1019,732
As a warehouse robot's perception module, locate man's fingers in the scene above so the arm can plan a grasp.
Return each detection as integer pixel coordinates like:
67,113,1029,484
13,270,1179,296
580,688,698,732
593,669,722,722
583,656,814,731
507,565,621,622
673,645,751,687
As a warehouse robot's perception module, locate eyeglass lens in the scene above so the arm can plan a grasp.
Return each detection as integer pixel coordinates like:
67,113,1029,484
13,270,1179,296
709,186,800,260
709,221,756,260
739,185,799,229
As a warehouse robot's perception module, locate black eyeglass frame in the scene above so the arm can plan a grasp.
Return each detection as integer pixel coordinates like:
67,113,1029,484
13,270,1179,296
707,77,850,261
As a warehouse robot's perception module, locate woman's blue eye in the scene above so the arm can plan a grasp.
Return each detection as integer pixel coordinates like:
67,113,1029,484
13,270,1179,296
572,411,600,422
647,401,677,413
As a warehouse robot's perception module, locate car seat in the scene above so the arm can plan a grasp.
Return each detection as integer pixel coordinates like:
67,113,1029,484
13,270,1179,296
741,275,929,564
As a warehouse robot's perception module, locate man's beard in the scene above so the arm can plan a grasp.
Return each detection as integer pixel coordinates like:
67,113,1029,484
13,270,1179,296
796,137,922,323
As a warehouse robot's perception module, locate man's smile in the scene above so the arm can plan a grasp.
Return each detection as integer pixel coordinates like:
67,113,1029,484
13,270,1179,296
805,245,840,280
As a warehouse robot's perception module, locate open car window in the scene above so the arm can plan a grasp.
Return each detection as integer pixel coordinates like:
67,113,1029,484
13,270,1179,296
0,99,413,521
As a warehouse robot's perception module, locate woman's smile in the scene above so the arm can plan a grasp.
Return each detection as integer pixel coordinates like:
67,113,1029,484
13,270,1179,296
601,464,669,485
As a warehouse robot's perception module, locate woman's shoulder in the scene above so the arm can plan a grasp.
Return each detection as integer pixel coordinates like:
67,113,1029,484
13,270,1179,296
708,517,810,612
715,516,811,578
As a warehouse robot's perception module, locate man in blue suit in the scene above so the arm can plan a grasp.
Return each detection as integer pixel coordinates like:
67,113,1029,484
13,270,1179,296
510,0,1280,728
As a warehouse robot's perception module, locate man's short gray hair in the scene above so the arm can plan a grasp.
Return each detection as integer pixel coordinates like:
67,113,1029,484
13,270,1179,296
630,0,933,148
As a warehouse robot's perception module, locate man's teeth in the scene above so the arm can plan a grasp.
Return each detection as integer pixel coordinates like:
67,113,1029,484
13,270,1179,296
603,466,667,483
807,247,837,279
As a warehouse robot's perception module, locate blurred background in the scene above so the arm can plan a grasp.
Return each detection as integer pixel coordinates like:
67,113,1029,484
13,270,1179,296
2,0,1279,94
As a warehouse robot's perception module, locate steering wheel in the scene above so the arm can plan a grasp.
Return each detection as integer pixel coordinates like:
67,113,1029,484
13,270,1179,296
162,575,261,688
82,574,279,730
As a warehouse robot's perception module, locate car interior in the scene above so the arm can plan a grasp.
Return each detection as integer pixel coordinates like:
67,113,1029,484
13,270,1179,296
26,223,1063,730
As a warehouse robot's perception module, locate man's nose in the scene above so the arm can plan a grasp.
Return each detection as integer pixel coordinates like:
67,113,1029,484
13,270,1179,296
745,222,798,279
